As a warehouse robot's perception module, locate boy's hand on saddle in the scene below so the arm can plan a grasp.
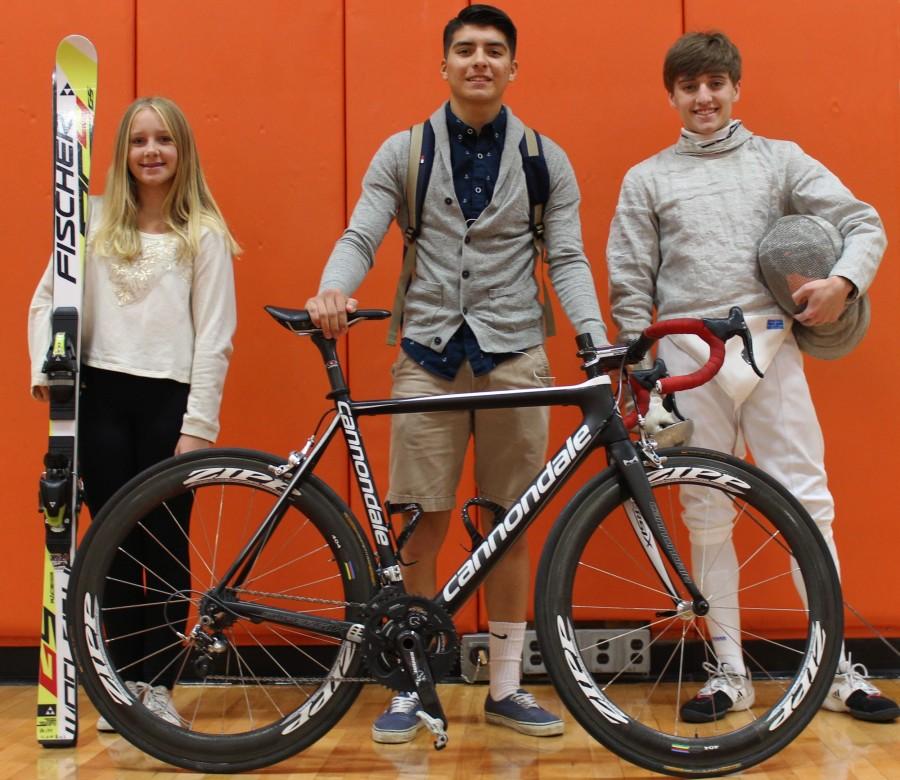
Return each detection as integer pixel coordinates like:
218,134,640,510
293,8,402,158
792,276,854,327
305,289,359,339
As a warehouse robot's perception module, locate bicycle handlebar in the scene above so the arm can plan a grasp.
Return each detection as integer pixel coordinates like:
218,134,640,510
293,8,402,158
266,303,761,435
578,306,762,430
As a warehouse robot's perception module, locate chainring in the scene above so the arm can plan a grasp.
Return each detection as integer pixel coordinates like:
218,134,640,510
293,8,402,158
363,590,459,691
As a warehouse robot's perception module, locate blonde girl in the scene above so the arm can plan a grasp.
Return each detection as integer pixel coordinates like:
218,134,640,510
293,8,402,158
28,96,237,729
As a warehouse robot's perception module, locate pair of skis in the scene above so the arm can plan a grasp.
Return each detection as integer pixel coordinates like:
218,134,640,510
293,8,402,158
36,34,97,748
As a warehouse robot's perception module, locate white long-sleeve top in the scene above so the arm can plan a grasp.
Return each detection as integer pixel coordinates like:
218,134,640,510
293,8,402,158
607,123,886,343
28,196,237,442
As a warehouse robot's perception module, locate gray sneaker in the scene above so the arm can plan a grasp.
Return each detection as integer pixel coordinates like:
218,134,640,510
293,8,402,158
484,688,564,736
143,684,181,726
371,692,423,743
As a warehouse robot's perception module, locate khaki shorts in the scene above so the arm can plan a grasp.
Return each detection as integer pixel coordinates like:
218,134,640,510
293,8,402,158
387,346,551,512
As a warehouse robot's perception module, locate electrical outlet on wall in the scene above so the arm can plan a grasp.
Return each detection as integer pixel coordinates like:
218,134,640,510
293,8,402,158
459,627,651,682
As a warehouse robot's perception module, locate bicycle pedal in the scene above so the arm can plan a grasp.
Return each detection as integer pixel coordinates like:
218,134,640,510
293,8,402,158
416,710,448,750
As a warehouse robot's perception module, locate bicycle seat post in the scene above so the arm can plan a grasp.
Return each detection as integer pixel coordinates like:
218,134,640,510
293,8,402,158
310,332,349,399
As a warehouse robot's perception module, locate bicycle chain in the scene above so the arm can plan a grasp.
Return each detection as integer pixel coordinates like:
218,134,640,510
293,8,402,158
212,588,455,687
232,587,366,610
204,674,375,684
208,587,372,683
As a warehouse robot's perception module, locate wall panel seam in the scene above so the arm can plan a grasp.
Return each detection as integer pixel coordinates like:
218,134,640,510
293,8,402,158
342,0,351,502
133,0,138,99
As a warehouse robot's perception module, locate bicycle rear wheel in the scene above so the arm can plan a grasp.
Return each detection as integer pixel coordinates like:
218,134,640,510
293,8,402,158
70,448,376,773
535,448,842,777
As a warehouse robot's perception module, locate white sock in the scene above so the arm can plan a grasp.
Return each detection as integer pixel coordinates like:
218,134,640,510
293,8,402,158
488,621,525,701
692,539,746,676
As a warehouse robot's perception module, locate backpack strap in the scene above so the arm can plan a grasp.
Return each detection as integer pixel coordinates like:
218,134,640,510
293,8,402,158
389,120,555,345
387,120,435,346
519,126,556,337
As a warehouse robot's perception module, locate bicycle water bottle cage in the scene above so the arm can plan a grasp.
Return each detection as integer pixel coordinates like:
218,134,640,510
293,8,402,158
460,498,507,551
386,502,424,565
702,306,764,378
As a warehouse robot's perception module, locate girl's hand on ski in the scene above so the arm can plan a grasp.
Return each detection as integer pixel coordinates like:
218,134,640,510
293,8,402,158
32,386,50,402
175,434,212,455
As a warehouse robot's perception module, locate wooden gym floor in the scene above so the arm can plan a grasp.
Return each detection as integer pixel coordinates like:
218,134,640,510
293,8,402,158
3,680,898,779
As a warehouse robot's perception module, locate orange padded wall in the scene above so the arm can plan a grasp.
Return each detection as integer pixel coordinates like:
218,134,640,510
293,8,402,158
2,0,897,646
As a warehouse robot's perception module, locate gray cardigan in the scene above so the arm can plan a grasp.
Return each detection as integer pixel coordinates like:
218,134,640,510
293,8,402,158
607,123,886,343
321,103,607,352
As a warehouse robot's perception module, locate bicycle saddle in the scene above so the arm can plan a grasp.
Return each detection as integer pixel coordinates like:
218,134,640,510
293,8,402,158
265,306,390,334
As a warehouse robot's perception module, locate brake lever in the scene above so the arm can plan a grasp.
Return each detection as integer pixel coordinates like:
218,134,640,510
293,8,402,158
629,358,669,391
739,330,764,378
701,306,764,378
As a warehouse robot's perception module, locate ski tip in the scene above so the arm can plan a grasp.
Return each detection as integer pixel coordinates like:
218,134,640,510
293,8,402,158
57,34,97,61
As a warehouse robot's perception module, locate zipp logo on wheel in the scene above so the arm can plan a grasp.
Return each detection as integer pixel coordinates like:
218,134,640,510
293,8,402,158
646,466,751,494
82,593,131,707
281,641,356,735
556,616,627,725
767,621,826,731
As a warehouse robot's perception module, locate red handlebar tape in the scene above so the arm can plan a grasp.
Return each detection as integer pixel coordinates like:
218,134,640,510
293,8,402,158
621,319,725,429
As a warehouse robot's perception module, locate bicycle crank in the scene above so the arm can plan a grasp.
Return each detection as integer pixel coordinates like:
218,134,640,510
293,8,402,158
362,590,458,691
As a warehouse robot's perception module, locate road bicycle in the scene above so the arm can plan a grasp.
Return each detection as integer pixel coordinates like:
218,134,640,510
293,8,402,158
69,305,843,777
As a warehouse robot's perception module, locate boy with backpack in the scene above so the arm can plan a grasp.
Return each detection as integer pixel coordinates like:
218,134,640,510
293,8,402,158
306,5,607,742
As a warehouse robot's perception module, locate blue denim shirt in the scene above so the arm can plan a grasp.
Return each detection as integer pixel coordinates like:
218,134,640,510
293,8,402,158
402,105,514,379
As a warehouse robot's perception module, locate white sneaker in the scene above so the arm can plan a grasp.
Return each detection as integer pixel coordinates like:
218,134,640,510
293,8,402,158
143,684,181,726
97,681,147,732
822,655,900,722
680,661,755,723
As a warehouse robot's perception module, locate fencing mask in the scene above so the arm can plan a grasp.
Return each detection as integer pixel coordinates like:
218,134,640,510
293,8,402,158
757,215,869,360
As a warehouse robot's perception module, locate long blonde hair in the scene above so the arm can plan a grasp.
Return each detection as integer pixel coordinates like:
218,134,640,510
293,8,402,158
91,96,240,260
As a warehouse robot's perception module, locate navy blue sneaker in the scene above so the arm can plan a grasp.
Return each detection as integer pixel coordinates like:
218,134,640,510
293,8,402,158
371,692,423,743
484,688,564,736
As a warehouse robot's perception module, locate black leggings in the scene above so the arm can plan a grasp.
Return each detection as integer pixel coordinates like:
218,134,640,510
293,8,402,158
79,365,192,688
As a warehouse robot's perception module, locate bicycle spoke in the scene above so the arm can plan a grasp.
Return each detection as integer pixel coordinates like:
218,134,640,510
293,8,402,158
576,559,677,601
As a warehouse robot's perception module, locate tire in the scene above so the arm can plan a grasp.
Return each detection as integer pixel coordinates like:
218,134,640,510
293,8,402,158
70,449,376,773
535,449,843,777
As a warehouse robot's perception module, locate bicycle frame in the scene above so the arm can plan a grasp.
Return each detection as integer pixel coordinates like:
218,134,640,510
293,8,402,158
207,331,708,640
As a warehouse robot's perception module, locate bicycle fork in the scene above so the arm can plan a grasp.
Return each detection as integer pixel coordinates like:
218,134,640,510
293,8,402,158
608,440,709,618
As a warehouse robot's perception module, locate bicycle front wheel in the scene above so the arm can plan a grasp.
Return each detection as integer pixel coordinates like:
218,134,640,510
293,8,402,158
70,449,376,773
535,448,842,777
